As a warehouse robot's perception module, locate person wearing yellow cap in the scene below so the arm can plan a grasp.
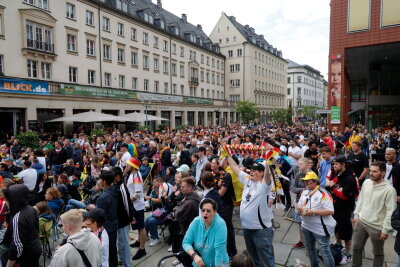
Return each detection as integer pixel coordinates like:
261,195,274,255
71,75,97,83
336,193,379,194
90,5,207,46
297,171,336,267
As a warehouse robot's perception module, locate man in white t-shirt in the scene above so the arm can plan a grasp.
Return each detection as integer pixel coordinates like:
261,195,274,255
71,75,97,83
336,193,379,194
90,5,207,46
288,139,302,175
17,160,38,191
226,153,275,267
124,158,147,260
120,144,131,168
384,148,398,184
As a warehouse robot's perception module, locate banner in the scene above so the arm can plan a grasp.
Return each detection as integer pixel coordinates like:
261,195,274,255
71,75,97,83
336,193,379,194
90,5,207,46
136,92,182,102
329,54,342,124
183,97,213,105
60,84,137,99
0,78,49,95
331,106,341,124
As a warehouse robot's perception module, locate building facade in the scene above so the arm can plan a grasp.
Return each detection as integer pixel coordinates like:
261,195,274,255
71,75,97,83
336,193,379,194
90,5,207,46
329,0,400,129
209,12,287,121
0,0,236,135
286,60,325,116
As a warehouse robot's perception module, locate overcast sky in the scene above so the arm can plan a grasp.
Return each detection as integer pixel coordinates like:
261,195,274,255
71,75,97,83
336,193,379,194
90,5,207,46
162,0,330,77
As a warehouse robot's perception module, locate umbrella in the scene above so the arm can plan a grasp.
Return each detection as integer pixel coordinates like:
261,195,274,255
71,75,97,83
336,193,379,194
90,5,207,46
123,112,169,122
46,111,127,123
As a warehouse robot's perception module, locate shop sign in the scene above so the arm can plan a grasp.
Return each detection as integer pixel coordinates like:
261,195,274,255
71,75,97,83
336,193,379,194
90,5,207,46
183,97,213,105
136,92,183,102
60,84,137,99
0,78,49,95
330,106,341,124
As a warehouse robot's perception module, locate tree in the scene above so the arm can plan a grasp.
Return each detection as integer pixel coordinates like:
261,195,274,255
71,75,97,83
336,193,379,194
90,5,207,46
271,108,292,124
302,106,319,120
16,131,40,149
235,100,261,123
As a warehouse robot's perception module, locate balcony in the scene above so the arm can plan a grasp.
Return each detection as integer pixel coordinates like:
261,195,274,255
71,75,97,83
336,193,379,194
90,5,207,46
26,39,54,54
189,77,199,87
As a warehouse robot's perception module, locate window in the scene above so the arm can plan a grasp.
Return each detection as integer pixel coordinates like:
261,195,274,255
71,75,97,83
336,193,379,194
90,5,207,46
163,61,168,73
201,54,204,64
287,88,291,95
67,34,77,52
143,32,148,44
131,51,138,66
66,3,75,19
143,55,149,69
201,88,204,97
297,76,301,83
180,47,184,57
88,70,95,85
116,0,128,12
163,40,168,51
160,20,165,29
172,44,176,54
69,67,77,83
153,58,159,71
86,11,94,26
174,27,179,35
153,36,159,48
200,71,204,82
206,57,209,65
297,87,301,95
207,89,210,98
212,59,215,67
228,50,233,57
102,17,110,31
101,45,111,60
235,64,240,72
164,82,168,93
24,0,35,5
180,85,184,95
117,23,124,36
87,40,95,56
154,81,159,92
131,28,137,40
117,48,125,63
226,38,229,43
41,62,51,80
237,49,242,57
0,55,3,74
180,65,184,77
172,84,176,94
132,78,138,90
119,75,125,88
26,21,54,53
206,72,210,83
172,63,177,75
104,73,111,87
37,0,48,10
212,90,215,98
144,79,149,91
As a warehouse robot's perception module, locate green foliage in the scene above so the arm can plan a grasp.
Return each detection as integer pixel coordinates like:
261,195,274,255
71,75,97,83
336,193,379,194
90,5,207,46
176,124,188,130
235,100,261,123
302,106,319,120
137,125,149,132
90,128,106,137
271,108,293,124
157,123,168,132
16,131,40,149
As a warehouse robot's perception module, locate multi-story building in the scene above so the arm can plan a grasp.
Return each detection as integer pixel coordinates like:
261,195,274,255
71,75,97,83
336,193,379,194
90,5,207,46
329,0,400,129
0,0,234,134
286,60,325,114
209,12,287,120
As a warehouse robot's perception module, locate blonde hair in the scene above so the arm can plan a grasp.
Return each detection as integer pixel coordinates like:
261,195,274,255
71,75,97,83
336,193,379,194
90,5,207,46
61,209,83,228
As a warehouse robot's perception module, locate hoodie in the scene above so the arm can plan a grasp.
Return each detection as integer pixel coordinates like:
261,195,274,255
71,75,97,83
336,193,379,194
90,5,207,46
3,184,41,261
49,228,101,267
48,198,63,217
183,214,229,267
354,179,396,234
31,162,46,176
174,191,201,235
96,187,118,233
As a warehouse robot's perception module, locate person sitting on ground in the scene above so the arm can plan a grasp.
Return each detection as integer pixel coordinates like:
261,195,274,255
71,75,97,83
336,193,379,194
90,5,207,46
49,209,101,267
83,208,109,267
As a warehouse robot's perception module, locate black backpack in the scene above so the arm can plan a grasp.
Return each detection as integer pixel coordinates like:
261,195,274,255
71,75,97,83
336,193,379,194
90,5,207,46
330,243,343,264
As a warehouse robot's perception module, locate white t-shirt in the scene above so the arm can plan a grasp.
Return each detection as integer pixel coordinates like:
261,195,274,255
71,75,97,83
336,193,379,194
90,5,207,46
37,156,46,168
121,152,131,168
238,170,273,229
18,168,38,190
127,172,145,211
158,182,173,197
288,146,302,166
298,187,336,236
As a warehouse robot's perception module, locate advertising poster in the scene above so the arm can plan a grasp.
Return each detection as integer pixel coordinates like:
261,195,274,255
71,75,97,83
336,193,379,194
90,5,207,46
330,55,341,124
0,78,49,95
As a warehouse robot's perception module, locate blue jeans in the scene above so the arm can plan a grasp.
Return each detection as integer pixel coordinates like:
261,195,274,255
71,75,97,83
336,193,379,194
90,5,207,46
362,148,369,158
117,225,131,267
161,166,168,178
397,254,400,267
52,164,61,176
301,227,335,267
144,216,164,239
243,227,275,267
66,199,86,211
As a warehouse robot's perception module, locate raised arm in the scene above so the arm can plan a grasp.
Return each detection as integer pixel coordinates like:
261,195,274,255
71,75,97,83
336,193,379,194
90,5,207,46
226,156,240,176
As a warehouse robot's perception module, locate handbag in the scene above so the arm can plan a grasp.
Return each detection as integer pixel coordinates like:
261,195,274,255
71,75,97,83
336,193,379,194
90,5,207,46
151,208,171,221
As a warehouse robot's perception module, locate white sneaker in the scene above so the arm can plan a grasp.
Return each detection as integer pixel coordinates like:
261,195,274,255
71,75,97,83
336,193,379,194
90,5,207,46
172,260,181,266
339,253,352,265
176,264,184,267
149,238,161,247
168,246,173,252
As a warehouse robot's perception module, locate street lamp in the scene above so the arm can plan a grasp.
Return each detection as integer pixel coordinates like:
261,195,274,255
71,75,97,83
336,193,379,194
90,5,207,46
141,100,151,127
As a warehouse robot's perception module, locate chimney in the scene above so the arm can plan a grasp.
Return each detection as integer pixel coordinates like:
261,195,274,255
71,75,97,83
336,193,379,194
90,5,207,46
260,34,264,40
245,24,249,29
157,0,162,8
181,14,187,22
230,16,236,21
197,24,202,30
250,27,255,33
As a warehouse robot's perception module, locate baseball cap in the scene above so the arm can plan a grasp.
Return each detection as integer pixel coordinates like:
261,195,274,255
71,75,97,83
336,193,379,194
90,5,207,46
242,157,254,169
249,163,265,172
333,155,347,164
176,164,190,172
142,157,149,161
83,208,106,226
279,146,287,153
301,172,318,181
4,158,14,162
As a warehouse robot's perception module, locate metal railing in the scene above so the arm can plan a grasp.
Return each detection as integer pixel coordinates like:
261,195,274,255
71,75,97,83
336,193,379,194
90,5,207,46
26,39,54,53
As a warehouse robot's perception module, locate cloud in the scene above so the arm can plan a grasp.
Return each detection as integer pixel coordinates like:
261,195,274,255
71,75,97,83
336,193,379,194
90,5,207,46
162,0,330,76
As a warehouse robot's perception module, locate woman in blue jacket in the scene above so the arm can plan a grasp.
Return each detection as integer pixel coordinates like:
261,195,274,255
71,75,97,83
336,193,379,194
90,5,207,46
183,198,229,267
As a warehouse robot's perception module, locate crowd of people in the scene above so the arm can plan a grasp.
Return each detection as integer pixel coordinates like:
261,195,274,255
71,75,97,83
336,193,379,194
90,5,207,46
0,121,399,267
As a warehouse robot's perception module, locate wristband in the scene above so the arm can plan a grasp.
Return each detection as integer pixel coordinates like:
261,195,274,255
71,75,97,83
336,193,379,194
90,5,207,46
191,252,198,259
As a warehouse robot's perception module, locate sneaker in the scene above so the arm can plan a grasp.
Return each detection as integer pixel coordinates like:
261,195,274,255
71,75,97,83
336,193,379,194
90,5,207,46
172,260,181,266
132,248,147,260
149,238,161,247
339,252,352,265
168,246,173,252
284,206,290,212
293,241,304,248
130,240,140,248
176,264,184,267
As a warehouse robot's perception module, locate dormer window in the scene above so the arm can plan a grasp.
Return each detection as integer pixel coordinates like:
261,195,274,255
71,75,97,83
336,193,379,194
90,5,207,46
149,15,154,24
190,35,195,43
174,27,179,35
160,20,165,29
144,13,149,22
116,0,128,12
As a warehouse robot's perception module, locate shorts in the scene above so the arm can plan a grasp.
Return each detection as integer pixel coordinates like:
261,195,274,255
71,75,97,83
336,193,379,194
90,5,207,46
131,209,145,230
333,209,353,241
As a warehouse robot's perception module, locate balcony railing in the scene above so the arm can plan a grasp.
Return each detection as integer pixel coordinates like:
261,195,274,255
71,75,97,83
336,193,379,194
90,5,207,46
190,77,199,83
26,39,54,53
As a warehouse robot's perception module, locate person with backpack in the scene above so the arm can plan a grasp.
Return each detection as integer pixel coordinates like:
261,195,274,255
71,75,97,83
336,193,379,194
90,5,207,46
326,155,359,264
296,171,336,267
352,161,396,267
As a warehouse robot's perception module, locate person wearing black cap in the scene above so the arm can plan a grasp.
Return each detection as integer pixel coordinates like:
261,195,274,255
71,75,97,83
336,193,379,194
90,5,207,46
225,153,275,267
325,155,359,264
83,208,109,267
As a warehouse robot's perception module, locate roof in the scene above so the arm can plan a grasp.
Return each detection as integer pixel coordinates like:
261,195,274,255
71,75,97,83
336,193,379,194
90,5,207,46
225,13,283,58
286,59,321,75
91,0,222,56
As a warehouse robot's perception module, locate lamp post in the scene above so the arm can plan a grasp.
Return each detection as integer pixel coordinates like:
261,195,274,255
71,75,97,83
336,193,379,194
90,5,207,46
141,100,151,127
